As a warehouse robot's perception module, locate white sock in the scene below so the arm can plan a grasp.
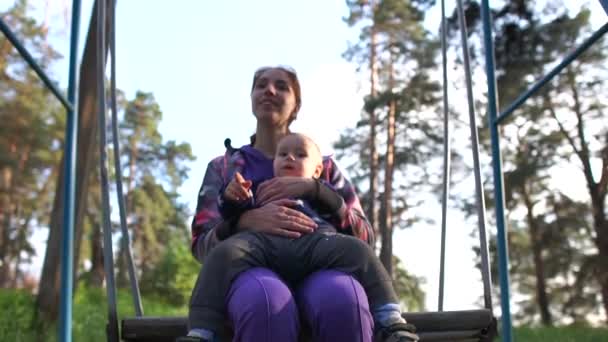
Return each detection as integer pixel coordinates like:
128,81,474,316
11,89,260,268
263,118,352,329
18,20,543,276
187,328,215,340
372,303,406,328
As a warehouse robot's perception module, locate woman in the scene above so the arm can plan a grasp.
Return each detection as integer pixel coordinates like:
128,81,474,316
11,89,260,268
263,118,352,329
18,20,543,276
185,66,409,342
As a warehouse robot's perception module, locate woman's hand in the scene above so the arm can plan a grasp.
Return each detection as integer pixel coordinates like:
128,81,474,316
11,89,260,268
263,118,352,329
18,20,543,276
236,199,317,238
256,177,315,205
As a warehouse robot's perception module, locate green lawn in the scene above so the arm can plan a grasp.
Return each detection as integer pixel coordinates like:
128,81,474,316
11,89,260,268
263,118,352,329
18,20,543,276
513,326,608,341
0,287,187,342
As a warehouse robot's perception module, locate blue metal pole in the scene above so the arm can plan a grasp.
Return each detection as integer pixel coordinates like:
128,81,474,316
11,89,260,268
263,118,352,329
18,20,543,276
480,1,512,341
600,0,608,16
58,1,81,342
0,18,73,111
496,22,608,124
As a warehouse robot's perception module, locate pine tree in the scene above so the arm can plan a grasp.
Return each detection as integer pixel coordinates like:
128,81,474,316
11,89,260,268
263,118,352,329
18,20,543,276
115,91,194,287
0,0,63,288
339,0,440,276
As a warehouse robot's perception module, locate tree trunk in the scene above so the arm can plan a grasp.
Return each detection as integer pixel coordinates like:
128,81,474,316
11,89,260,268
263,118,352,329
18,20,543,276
89,212,105,287
589,188,608,322
597,141,608,322
117,128,139,288
10,211,32,289
37,158,63,318
368,2,379,242
565,69,608,321
522,183,552,326
0,205,10,287
37,0,110,320
380,55,396,276
12,243,22,288
0,166,13,288
2,144,31,288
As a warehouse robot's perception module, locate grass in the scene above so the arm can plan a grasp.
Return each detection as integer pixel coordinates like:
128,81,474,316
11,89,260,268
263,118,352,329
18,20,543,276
0,286,187,342
513,325,608,341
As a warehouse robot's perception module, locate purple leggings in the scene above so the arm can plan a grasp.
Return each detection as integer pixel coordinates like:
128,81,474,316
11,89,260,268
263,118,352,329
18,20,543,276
225,267,373,342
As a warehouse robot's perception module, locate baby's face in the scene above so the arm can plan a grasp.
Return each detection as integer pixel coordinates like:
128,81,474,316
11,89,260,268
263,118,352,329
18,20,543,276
273,135,322,178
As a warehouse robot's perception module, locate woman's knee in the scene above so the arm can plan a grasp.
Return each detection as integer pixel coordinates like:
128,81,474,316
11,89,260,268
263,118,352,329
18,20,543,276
298,270,370,313
297,270,373,341
227,268,299,334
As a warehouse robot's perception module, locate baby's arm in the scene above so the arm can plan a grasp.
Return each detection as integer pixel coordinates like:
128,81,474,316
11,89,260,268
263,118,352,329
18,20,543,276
218,172,254,219
304,179,345,219
224,172,253,202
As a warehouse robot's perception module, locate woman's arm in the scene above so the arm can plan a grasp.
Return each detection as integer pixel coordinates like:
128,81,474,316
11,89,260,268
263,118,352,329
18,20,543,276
254,158,375,245
236,198,318,238
191,156,236,261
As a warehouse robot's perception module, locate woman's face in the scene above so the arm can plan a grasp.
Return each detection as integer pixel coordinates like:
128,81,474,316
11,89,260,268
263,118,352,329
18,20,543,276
251,68,298,127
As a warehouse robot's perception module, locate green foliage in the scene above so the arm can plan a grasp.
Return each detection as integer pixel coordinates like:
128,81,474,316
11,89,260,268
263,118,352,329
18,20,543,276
0,289,37,341
0,0,64,287
0,287,188,342
113,90,195,287
393,256,426,311
130,176,183,270
2,0,197,314
119,91,194,192
140,235,200,306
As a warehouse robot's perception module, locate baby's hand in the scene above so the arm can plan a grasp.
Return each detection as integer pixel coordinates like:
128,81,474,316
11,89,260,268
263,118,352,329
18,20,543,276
224,172,253,202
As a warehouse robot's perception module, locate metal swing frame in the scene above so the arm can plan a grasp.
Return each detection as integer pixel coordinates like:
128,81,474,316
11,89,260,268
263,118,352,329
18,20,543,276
2,0,607,341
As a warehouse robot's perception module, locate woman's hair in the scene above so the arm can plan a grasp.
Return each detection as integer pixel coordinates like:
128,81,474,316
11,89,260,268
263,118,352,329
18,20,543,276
251,66,302,116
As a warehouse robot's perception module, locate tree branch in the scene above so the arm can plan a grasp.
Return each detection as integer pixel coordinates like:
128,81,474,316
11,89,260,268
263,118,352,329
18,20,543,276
544,70,597,190
599,135,608,199
568,69,596,185
544,95,584,162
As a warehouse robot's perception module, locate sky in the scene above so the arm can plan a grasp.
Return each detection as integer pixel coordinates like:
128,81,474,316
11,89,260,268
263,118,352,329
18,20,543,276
3,0,607,315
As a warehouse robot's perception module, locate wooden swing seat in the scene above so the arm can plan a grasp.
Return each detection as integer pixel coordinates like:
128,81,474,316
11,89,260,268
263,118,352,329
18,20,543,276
121,308,497,341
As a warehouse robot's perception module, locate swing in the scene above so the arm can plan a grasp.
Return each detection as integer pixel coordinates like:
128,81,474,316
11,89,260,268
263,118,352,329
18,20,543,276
0,0,498,340
117,4,608,341
4,0,605,340
120,0,499,340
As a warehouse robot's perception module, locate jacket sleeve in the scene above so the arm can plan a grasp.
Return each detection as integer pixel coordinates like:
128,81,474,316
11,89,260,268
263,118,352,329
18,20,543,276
190,156,236,262
319,158,375,246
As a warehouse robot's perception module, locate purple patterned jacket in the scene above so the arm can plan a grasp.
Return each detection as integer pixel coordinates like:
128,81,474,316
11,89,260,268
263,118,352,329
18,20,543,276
191,145,374,262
